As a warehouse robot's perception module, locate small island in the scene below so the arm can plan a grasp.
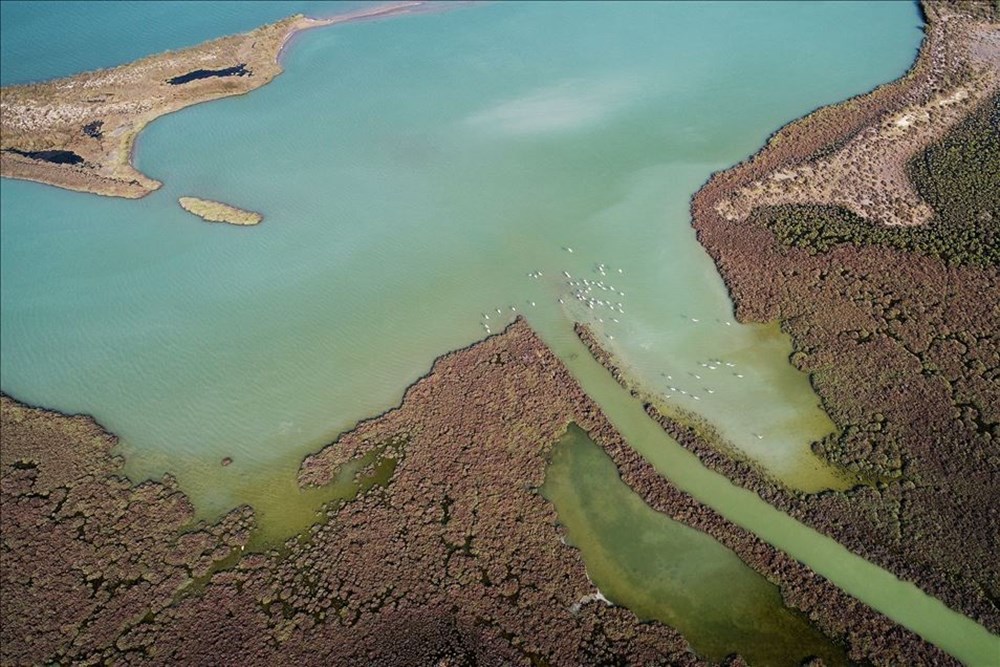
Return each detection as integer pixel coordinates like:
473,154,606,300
179,196,262,226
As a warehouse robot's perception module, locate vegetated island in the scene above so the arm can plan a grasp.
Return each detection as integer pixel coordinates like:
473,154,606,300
0,2,425,199
178,196,262,226
625,0,998,632
0,319,950,665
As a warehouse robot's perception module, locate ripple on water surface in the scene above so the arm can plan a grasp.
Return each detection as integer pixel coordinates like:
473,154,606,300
1,2,921,517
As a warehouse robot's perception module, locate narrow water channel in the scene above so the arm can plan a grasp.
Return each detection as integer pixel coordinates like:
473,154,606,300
1,2,996,664
542,424,846,666
537,318,999,666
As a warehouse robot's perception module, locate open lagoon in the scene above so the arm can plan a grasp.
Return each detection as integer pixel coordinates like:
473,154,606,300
1,0,924,503
5,1,998,663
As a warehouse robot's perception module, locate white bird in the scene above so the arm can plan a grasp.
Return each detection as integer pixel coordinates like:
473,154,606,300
707,389,715,394
618,268,623,274
692,395,701,400
496,308,502,314
566,247,574,253
563,271,571,278
691,318,700,323
530,301,536,307
484,314,490,320
754,433,764,440
608,335,614,340
735,373,744,378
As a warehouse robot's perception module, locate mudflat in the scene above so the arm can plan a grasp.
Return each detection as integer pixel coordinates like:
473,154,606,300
178,197,262,225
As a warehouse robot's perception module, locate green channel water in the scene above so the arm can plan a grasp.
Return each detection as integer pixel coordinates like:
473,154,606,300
542,424,846,667
542,320,1000,666
2,2,998,664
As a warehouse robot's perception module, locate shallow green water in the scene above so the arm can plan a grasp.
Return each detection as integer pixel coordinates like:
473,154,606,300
547,323,1000,666
3,1,998,664
542,424,846,666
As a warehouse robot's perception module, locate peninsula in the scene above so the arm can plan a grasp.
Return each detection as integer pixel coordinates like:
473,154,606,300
674,0,998,631
0,3,425,199
716,1,998,228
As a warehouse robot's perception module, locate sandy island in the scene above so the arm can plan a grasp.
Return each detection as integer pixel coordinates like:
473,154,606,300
0,2,426,200
179,196,262,226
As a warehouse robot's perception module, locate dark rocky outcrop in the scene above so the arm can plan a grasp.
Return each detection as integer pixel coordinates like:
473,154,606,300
166,64,250,85
4,148,84,165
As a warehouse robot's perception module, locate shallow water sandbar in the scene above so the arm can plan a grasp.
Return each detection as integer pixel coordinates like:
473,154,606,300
179,196,262,226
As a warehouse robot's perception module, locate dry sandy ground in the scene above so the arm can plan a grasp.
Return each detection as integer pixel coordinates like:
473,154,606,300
716,5,999,227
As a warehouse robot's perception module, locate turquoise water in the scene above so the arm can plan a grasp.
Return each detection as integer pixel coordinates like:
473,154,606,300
8,2,998,664
0,1,377,85
2,0,922,497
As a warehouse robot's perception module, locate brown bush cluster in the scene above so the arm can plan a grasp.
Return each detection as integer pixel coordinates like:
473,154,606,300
0,325,703,666
3,319,951,665
0,397,254,664
667,0,999,633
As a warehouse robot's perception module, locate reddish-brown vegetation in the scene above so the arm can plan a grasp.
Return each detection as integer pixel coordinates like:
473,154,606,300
0,396,254,665
665,0,999,633
1,320,950,665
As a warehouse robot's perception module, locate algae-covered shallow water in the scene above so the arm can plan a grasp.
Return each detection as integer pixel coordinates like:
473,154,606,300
542,424,846,666
7,1,1000,664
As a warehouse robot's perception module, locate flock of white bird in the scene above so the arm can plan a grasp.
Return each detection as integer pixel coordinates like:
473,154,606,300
477,245,762,439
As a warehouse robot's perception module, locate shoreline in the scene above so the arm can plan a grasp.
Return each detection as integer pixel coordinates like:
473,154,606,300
0,320,954,664
685,0,999,631
0,2,429,200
